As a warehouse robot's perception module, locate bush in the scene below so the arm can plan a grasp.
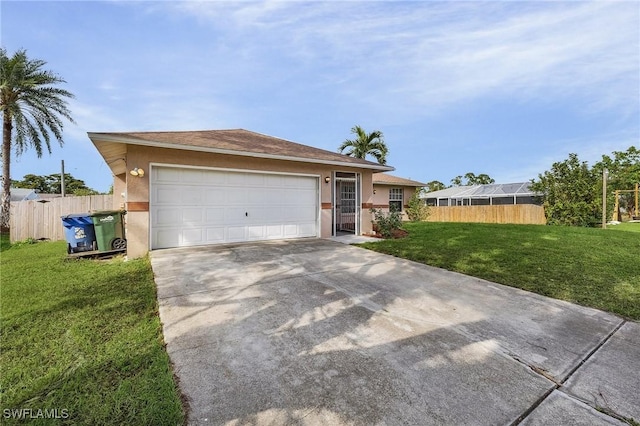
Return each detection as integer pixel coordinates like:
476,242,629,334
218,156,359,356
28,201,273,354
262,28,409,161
371,207,402,238
406,190,430,222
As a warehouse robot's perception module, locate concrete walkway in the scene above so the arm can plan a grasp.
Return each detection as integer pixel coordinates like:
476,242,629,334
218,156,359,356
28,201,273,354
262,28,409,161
328,234,383,244
150,239,638,425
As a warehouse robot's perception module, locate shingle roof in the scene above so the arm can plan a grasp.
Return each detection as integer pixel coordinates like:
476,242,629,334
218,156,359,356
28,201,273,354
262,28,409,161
372,173,426,187
89,129,394,171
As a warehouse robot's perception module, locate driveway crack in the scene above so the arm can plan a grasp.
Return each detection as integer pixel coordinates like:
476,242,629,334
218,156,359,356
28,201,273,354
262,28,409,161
509,319,627,425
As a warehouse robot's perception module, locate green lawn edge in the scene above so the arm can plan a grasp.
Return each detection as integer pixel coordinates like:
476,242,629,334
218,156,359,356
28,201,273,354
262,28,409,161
0,240,185,425
358,222,640,321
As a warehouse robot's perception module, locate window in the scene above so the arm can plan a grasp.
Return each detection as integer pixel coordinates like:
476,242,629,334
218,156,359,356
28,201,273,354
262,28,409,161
389,188,403,211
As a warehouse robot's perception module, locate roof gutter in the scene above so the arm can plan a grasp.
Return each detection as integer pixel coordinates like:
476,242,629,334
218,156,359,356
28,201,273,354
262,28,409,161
88,133,394,172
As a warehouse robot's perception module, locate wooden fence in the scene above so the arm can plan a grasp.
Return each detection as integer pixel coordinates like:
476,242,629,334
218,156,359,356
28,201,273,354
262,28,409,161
10,195,114,242
426,204,546,225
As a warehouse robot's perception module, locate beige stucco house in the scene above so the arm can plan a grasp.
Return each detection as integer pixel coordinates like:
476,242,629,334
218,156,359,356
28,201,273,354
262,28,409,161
372,173,427,219
89,129,397,258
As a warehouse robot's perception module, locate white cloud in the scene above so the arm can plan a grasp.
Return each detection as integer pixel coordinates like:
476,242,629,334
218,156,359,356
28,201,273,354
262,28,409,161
154,1,639,121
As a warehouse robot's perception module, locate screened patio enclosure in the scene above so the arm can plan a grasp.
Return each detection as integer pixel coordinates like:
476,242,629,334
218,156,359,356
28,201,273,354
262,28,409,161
422,182,540,207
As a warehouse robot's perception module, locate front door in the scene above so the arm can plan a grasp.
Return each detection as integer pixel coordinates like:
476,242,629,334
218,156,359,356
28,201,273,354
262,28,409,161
333,172,361,235
337,179,356,232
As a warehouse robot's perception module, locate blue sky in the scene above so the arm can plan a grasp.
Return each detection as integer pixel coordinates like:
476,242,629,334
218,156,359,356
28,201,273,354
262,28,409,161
2,1,638,192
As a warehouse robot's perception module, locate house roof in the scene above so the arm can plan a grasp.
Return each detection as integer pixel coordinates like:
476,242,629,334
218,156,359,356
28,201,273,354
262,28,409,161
421,182,538,199
88,129,394,175
372,173,426,187
0,187,38,202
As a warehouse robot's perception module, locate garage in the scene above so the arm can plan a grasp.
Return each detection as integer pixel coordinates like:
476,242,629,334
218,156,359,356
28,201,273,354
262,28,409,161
151,166,319,249
89,129,394,257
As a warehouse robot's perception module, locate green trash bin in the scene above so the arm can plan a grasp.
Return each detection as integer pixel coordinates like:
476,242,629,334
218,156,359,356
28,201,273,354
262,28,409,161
90,210,127,252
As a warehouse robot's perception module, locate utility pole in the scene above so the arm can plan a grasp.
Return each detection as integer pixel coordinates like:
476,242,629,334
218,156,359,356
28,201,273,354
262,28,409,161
602,168,608,229
634,183,640,220
61,160,66,197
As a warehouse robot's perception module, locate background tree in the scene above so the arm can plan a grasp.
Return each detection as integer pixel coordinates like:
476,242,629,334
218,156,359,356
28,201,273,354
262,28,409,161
450,175,463,186
13,173,99,195
465,172,495,185
338,125,388,165
11,173,48,193
1,48,75,229
425,180,446,193
594,147,640,219
530,153,599,227
450,172,495,186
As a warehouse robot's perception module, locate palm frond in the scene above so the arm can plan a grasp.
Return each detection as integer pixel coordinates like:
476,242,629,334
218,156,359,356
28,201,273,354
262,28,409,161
1,48,75,158
338,125,388,164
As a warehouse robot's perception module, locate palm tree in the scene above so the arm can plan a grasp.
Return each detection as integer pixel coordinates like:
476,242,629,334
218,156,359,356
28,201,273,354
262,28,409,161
1,48,75,229
338,125,388,165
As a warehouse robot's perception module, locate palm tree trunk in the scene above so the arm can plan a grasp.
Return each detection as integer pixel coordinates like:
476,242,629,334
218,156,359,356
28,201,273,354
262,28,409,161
1,113,12,231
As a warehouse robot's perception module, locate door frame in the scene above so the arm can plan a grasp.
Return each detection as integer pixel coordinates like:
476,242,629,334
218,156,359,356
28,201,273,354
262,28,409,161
332,171,361,236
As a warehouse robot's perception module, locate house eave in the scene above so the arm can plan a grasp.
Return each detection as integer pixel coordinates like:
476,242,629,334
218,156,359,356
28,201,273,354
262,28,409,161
88,132,395,173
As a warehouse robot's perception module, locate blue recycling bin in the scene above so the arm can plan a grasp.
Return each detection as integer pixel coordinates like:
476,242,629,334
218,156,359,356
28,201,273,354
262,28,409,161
61,214,97,254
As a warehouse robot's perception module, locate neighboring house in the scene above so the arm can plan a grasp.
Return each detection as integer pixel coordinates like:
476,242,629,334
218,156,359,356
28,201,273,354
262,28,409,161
36,193,63,201
1,187,39,202
88,129,394,258
372,174,427,219
421,182,540,206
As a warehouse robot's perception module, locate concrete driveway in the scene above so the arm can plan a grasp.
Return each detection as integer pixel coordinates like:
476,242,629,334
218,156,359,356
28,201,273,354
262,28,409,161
150,239,638,425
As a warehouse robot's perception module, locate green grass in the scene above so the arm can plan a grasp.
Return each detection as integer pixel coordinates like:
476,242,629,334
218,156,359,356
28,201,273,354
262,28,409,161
1,232,10,251
358,222,640,320
0,240,185,425
608,221,640,233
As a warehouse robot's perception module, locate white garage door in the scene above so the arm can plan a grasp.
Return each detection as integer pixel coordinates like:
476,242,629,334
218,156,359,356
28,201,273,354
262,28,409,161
151,167,319,249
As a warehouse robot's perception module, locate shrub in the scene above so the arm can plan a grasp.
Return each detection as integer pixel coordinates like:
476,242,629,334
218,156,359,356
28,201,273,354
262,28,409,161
371,207,402,238
406,189,430,222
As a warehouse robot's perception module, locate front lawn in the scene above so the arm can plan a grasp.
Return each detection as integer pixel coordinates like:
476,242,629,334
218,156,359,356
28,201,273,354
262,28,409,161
358,222,640,320
0,240,184,425
608,221,640,233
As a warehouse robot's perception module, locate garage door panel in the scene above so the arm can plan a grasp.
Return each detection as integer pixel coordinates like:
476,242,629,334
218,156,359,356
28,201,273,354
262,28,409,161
154,167,182,183
291,206,316,221
182,228,204,245
180,169,206,184
265,174,284,187
151,167,318,249
298,222,317,236
154,208,181,226
283,224,299,237
227,226,246,241
198,170,224,185
181,187,203,204
247,188,273,205
226,190,247,205
260,207,283,222
206,227,225,243
266,225,283,237
294,190,318,205
245,173,266,187
205,208,225,224
224,208,248,225
204,188,226,204
247,225,266,239
156,187,181,204
227,173,247,186
182,208,203,224
155,228,180,248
